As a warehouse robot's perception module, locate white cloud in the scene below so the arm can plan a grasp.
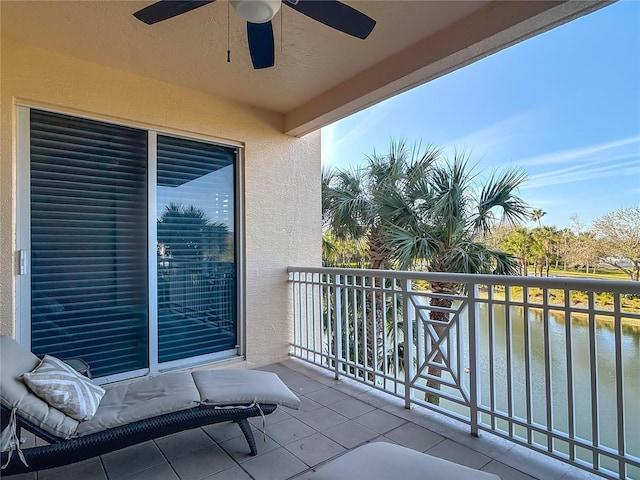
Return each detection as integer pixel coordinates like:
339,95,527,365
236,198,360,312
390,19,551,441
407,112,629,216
523,157,639,190
515,135,640,167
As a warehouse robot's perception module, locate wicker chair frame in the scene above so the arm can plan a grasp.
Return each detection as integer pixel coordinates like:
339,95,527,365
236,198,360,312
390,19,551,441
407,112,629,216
1,402,276,476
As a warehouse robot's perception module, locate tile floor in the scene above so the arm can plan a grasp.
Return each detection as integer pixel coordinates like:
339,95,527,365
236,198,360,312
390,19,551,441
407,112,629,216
11,359,605,480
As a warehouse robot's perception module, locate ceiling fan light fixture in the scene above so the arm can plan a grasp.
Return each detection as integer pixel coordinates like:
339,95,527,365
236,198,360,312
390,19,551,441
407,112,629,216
231,0,281,24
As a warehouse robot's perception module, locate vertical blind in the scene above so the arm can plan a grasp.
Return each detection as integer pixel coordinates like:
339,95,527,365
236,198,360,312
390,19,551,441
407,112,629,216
156,135,237,363
30,110,149,377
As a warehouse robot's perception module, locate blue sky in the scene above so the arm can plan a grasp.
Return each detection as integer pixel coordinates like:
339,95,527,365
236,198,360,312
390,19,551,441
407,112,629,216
321,1,640,229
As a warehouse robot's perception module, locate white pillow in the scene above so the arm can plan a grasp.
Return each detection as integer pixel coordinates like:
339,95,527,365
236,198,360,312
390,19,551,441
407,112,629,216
22,355,105,421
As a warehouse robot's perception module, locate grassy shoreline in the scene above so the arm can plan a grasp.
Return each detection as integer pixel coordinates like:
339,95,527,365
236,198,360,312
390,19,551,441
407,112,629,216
478,286,640,331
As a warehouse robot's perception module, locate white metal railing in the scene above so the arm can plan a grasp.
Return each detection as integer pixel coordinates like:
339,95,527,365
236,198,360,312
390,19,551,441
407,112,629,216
288,267,640,480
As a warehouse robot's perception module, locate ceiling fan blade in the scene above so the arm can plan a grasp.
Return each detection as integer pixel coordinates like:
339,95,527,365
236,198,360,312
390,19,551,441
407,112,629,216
283,0,375,39
247,21,275,69
133,1,216,25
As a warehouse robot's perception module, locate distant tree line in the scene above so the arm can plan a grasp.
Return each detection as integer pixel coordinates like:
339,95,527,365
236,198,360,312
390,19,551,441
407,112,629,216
481,206,640,281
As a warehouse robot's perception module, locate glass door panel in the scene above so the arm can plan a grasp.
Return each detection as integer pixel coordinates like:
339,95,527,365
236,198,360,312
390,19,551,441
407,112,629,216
156,135,237,363
29,109,149,378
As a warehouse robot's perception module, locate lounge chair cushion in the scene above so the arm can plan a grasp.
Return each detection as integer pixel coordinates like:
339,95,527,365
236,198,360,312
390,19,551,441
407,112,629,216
309,442,501,480
77,369,301,436
0,336,79,439
192,370,301,409
22,355,106,421
76,372,201,436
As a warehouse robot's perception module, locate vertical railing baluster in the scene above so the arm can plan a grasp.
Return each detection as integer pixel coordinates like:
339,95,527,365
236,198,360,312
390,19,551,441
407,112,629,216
505,284,514,438
311,273,322,363
334,274,342,380
344,274,351,376
488,283,496,431
543,287,553,452
324,274,330,367
588,291,600,471
614,293,626,479
305,272,310,362
564,288,575,462
362,275,378,384
403,278,412,409
468,282,479,437
292,272,298,357
523,286,533,444
381,276,389,391
393,278,400,392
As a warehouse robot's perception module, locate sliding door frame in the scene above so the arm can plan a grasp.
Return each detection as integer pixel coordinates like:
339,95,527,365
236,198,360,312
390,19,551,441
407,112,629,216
15,104,245,382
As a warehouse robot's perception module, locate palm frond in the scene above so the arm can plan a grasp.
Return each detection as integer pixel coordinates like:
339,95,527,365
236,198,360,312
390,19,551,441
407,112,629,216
383,224,441,270
475,168,529,234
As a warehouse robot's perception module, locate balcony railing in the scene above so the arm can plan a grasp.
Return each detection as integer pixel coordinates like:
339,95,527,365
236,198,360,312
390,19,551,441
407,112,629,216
288,267,640,480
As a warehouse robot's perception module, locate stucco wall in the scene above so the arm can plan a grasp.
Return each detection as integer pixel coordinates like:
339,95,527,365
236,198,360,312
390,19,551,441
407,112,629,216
0,38,321,368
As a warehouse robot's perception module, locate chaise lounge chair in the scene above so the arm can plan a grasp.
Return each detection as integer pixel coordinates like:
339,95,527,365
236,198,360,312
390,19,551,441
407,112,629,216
0,335,300,476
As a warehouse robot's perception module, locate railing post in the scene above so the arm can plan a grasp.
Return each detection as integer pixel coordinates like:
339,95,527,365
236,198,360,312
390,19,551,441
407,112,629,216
333,274,342,380
468,282,480,437
402,278,413,409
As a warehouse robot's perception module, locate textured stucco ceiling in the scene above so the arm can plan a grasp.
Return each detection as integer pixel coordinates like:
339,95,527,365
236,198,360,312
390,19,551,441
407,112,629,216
1,1,608,135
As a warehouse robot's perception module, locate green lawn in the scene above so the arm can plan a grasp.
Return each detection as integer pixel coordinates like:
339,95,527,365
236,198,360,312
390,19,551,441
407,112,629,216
527,267,630,282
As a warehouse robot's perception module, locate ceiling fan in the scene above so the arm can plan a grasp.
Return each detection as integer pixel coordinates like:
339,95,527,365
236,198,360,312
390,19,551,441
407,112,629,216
133,0,376,70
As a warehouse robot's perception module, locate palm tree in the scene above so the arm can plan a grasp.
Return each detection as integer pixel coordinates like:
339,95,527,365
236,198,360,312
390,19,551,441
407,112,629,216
323,139,441,371
530,208,546,228
323,140,529,403
503,227,534,275
375,153,529,403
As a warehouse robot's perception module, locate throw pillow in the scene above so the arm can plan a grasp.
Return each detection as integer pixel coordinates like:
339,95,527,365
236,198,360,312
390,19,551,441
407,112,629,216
22,355,105,421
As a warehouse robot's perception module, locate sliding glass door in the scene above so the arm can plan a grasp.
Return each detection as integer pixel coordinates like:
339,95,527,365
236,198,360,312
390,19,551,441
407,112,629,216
156,135,237,364
23,108,239,379
29,110,149,378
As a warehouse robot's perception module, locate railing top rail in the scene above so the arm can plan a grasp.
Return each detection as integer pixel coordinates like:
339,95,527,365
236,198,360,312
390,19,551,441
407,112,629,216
288,266,640,295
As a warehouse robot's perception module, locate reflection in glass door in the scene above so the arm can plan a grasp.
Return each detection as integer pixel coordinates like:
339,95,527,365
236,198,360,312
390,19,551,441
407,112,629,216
156,135,237,363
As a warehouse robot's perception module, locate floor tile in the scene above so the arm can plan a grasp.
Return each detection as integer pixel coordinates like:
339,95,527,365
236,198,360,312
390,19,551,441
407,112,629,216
297,407,348,432
6,473,37,480
353,409,407,434
38,458,106,480
282,396,323,416
289,469,317,480
322,420,379,449
326,396,376,419
202,421,244,443
305,387,351,406
121,462,179,480
249,406,291,427
481,460,537,480
219,434,280,462
384,422,446,452
241,447,309,480
202,464,253,480
155,428,216,460
102,441,165,479
168,444,236,480
287,378,327,396
426,438,492,469
560,465,612,479
443,427,516,458
267,417,317,446
256,363,294,376
496,444,572,480
284,432,345,467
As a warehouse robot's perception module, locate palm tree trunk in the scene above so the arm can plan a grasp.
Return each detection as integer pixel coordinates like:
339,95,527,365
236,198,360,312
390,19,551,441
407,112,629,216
363,232,389,380
425,280,457,405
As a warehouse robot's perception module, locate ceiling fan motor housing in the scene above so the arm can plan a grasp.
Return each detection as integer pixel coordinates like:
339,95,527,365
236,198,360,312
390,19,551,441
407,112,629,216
231,0,282,23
